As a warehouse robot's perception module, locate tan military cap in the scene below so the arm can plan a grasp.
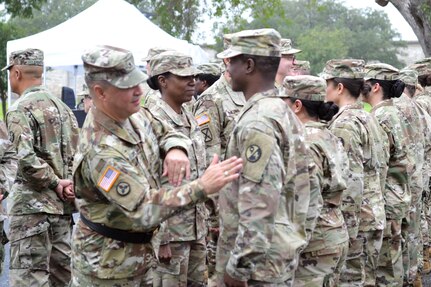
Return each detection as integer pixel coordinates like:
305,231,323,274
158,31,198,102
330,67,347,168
280,38,301,55
197,63,222,76
142,47,173,62
364,63,399,81
82,45,147,89
398,69,418,86
409,58,431,76
217,28,281,59
149,50,200,77
320,59,365,80
281,75,326,101
2,48,44,71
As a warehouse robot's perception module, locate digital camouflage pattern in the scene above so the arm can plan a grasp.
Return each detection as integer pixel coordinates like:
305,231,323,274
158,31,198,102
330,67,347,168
216,89,312,284
320,59,365,80
148,51,201,77
364,63,399,81
370,98,413,287
82,45,147,89
6,86,79,215
142,47,173,62
410,57,431,77
280,38,301,55
292,60,311,75
328,102,388,287
0,121,16,273
410,58,431,116
6,83,79,286
217,28,281,59
144,94,208,286
192,73,245,278
197,63,222,76
398,69,418,86
281,75,326,101
72,106,209,281
2,48,43,71
294,121,349,287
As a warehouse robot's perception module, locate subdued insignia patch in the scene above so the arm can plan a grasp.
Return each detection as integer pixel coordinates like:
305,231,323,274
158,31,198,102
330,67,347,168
9,131,14,143
201,128,213,142
116,182,131,196
98,166,121,192
195,113,210,126
246,144,262,162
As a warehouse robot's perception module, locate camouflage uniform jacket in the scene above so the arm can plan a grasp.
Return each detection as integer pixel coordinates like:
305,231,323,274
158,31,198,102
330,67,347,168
395,95,431,209
140,81,161,107
0,121,17,221
72,107,208,279
216,89,312,283
415,86,431,116
371,99,412,220
144,98,207,243
193,74,246,164
303,121,349,252
328,102,387,239
6,85,78,215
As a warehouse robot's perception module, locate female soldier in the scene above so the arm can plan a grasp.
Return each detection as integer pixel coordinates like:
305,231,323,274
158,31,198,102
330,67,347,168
322,59,389,287
145,50,207,287
282,75,349,286
362,63,413,287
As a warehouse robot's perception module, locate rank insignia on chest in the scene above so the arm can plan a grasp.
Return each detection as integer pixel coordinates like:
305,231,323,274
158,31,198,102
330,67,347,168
195,113,210,126
98,166,121,192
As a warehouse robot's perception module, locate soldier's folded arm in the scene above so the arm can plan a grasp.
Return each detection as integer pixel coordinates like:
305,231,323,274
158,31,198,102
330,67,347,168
7,109,60,191
225,126,281,281
84,147,204,230
331,123,364,240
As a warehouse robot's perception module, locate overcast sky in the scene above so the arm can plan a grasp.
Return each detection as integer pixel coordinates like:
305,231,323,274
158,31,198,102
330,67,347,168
342,0,417,41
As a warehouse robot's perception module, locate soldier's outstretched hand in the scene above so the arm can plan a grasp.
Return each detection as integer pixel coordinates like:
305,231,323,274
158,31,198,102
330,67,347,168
200,154,243,195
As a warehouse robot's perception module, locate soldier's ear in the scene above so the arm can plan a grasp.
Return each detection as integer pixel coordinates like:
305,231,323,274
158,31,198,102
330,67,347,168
93,85,106,101
245,58,255,74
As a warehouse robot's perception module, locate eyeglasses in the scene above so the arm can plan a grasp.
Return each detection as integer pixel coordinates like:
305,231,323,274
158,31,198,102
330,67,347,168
286,55,296,65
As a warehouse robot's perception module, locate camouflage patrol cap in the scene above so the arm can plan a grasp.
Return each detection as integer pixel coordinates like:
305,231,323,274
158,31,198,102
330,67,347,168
409,57,431,76
2,48,44,71
223,33,233,49
398,69,418,86
197,63,222,76
142,47,173,62
320,59,365,80
280,38,301,55
82,45,147,89
149,50,200,77
217,28,281,59
364,63,399,81
281,75,326,101
293,60,311,74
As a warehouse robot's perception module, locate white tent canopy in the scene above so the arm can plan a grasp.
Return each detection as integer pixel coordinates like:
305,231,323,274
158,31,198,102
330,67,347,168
6,0,209,71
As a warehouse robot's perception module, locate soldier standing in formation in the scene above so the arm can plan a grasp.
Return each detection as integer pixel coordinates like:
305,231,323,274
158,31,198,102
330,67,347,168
145,50,208,286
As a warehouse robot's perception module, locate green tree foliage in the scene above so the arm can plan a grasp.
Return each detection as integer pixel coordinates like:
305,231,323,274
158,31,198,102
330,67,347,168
234,0,406,74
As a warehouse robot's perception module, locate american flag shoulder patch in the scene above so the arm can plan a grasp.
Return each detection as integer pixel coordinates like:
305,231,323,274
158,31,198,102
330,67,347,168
195,113,210,126
98,166,121,192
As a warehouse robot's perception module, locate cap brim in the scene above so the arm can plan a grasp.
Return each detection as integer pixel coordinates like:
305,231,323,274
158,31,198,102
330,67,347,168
319,73,334,80
282,48,302,55
217,48,242,59
171,67,202,77
1,64,12,72
109,67,148,89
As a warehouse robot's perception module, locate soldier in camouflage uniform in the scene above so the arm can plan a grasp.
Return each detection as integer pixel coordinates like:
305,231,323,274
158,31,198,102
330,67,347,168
322,59,388,287
140,47,171,107
0,120,17,273
396,68,431,285
215,28,313,286
275,38,302,89
144,50,208,286
410,58,431,115
192,37,246,284
71,45,243,286
291,60,311,76
362,63,414,286
4,48,79,286
281,75,349,287
194,63,221,99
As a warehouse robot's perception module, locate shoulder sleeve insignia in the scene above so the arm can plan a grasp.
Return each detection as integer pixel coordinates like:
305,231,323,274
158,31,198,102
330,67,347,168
195,113,210,126
116,182,131,196
201,127,213,143
245,144,262,162
98,166,121,192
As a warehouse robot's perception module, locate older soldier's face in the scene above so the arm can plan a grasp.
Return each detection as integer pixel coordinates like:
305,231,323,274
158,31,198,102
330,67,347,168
101,83,143,120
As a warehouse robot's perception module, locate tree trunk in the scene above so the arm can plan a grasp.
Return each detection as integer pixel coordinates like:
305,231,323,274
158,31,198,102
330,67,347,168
387,0,431,56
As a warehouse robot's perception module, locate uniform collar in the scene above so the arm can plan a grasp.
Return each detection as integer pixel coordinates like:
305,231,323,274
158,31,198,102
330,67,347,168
92,107,140,145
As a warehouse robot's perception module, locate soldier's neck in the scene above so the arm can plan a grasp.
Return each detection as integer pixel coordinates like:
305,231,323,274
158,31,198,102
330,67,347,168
244,80,275,101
